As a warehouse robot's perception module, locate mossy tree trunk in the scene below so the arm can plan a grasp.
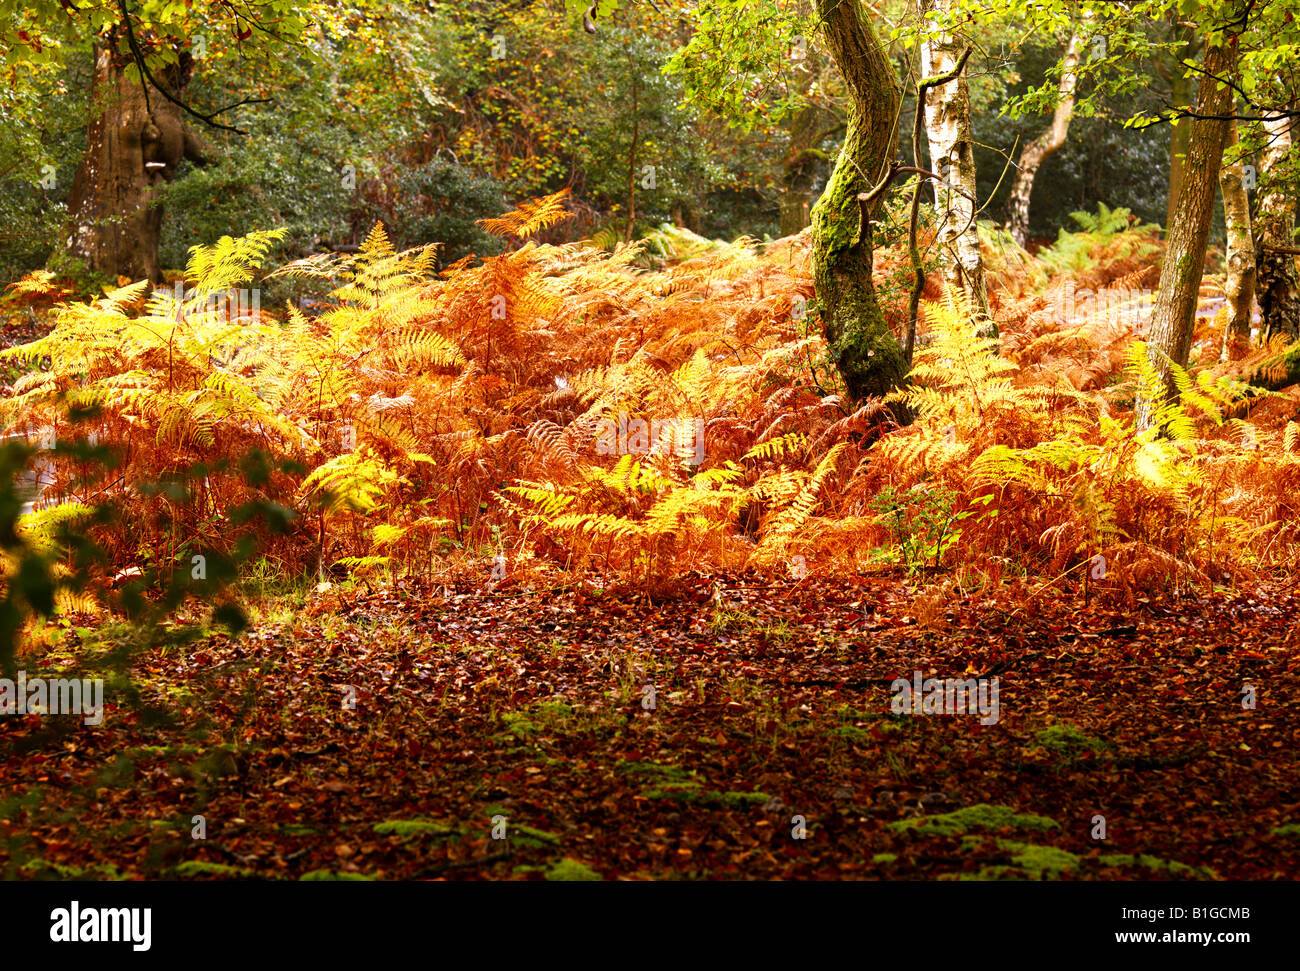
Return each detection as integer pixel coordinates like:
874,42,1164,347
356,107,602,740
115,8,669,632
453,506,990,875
810,0,906,402
1137,39,1235,431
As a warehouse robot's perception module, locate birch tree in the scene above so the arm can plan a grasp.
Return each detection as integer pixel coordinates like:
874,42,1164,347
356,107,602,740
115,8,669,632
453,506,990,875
1006,8,1095,248
1255,111,1299,343
1218,115,1255,359
920,0,992,326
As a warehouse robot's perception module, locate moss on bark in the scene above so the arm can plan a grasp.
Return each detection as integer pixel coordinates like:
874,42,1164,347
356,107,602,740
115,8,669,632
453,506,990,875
811,0,907,404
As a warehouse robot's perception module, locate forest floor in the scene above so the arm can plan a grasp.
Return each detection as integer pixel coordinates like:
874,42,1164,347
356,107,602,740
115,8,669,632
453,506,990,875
3,570,1299,880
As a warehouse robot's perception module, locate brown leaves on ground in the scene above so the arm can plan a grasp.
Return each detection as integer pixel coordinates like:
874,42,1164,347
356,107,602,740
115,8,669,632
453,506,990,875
3,570,1298,881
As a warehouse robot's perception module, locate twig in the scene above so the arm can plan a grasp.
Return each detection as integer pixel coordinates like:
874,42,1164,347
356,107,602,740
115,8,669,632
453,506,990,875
414,852,510,878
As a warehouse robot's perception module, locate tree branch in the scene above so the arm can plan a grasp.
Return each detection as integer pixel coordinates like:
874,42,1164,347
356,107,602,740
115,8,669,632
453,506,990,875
1129,106,1298,130
116,0,270,135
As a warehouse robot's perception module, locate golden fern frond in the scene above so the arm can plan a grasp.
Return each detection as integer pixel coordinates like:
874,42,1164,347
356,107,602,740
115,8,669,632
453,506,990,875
969,444,1051,490
1128,342,1197,441
384,329,465,371
185,230,286,293
692,462,744,486
767,442,849,536
478,189,575,240
507,481,579,519
549,512,646,541
644,483,747,537
300,451,400,514
525,420,576,467
360,222,396,261
263,252,345,284
5,269,73,301
99,279,153,314
748,434,806,462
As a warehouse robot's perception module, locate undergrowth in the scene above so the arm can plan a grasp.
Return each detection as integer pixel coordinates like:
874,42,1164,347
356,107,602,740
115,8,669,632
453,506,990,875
2,191,1299,628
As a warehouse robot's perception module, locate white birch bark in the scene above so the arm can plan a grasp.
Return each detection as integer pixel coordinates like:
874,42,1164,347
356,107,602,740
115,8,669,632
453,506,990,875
920,0,992,329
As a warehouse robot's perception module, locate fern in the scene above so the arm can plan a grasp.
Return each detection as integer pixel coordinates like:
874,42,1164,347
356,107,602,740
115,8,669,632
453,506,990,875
300,451,400,514
185,230,287,294
5,187,1295,592
478,189,575,241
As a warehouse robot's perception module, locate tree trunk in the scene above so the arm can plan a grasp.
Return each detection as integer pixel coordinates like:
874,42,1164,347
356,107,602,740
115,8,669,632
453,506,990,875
1255,111,1299,343
1164,31,1201,231
56,33,199,284
920,0,992,328
1165,75,1195,231
1218,115,1256,360
810,0,907,402
1007,11,1092,248
1137,40,1235,430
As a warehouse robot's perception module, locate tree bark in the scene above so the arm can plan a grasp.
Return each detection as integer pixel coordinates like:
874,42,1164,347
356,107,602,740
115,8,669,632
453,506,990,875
1007,11,1092,248
1137,39,1236,430
810,0,906,402
1166,75,1195,231
56,32,200,284
920,0,992,328
1164,31,1201,231
1218,115,1256,360
1255,110,1299,343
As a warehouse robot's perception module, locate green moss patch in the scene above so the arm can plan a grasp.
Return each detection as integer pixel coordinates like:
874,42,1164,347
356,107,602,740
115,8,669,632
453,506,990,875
545,858,602,881
373,818,457,838
1034,722,1110,757
173,860,253,879
888,803,1060,836
513,825,561,847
